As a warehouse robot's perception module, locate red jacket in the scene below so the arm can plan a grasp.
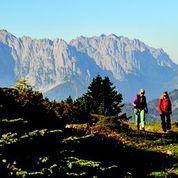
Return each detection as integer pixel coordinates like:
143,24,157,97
156,96,172,113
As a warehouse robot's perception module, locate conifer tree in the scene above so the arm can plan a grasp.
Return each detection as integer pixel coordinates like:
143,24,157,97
65,96,73,104
78,75,123,116
101,76,123,115
84,74,103,114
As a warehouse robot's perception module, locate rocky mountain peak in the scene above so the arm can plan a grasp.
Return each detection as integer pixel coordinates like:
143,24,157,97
0,30,178,101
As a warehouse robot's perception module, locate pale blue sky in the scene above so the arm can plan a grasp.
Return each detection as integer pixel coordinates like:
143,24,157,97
1,0,178,63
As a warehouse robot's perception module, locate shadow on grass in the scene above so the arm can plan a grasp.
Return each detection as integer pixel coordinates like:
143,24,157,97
65,128,178,178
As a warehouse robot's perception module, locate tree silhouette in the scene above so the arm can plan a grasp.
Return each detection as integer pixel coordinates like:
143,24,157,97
77,75,123,116
101,76,123,116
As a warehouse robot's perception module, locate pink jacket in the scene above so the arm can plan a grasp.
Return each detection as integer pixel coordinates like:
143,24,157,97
131,94,147,110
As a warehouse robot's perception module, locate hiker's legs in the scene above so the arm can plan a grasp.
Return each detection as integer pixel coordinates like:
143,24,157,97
160,114,166,132
140,109,145,130
166,114,171,130
134,109,140,130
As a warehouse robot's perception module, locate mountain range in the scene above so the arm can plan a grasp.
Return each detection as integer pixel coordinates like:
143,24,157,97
0,29,178,101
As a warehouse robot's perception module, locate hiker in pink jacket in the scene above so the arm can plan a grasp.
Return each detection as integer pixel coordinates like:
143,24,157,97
131,89,148,131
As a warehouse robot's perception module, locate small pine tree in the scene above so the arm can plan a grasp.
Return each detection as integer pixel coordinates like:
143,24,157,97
101,76,123,116
65,96,73,104
84,74,103,114
77,75,123,116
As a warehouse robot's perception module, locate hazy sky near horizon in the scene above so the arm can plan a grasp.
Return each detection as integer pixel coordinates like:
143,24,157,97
1,0,178,63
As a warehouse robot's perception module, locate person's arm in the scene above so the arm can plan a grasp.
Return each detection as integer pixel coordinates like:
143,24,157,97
131,95,137,108
156,98,162,114
144,96,148,113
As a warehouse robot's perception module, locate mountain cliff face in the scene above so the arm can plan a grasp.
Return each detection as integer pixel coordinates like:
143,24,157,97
0,29,177,101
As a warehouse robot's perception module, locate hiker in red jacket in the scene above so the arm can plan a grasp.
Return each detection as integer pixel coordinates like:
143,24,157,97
131,88,148,131
156,91,172,132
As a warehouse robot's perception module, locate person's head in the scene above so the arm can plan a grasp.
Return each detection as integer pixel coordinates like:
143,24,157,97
139,88,145,96
163,91,168,98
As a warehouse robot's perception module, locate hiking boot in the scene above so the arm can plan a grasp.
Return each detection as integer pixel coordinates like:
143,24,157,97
141,127,145,131
163,128,167,132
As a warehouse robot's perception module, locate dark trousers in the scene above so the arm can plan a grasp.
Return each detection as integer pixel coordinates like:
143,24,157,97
160,113,171,132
